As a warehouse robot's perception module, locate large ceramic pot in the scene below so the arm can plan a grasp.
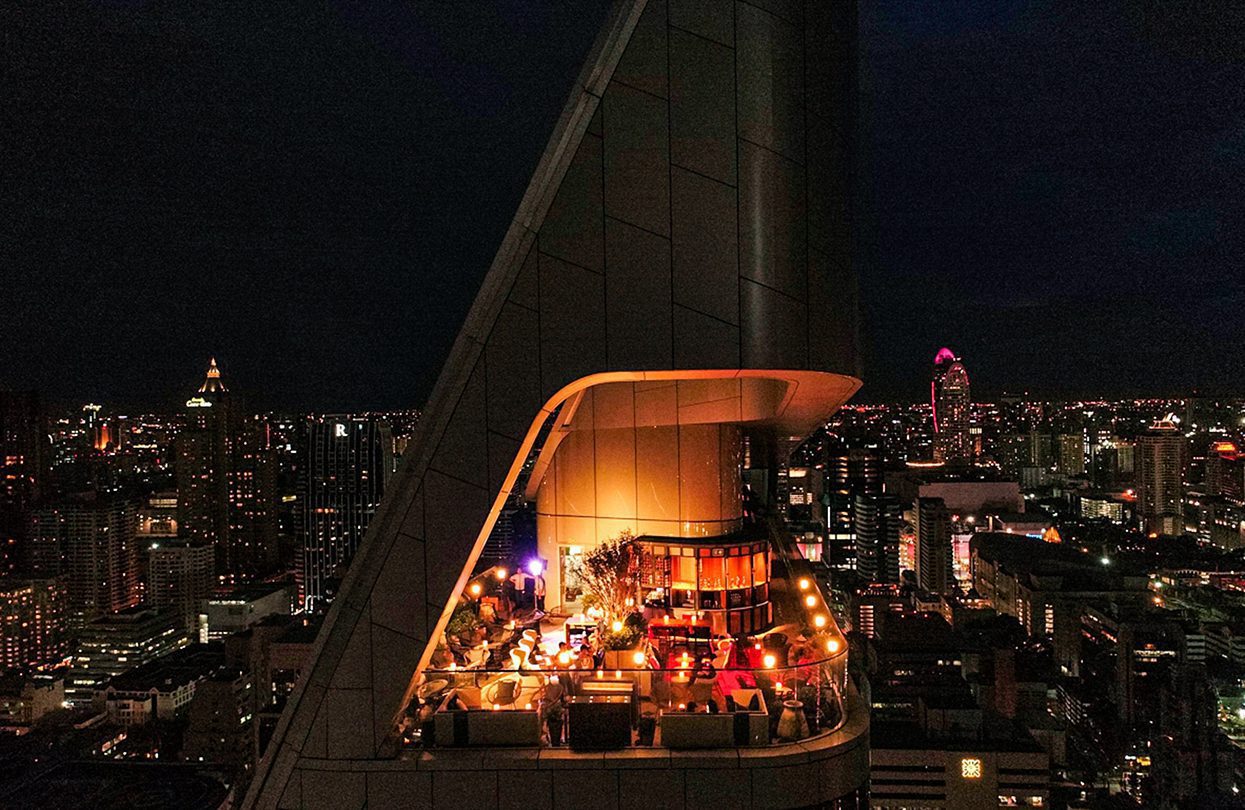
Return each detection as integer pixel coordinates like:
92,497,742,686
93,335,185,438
776,699,810,741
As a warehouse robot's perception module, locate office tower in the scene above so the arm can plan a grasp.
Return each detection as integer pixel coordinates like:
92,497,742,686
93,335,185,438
27,496,141,626
1138,418,1185,536
230,416,280,577
1205,441,1244,502
178,359,279,581
0,391,47,577
178,359,231,556
855,492,902,583
148,539,214,640
932,348,972,465
1027,430,1054,469
67,606,188,704
301,416,393,611
1056,433,1085,476
248,2,871,807
917,496,954,594
0,577,68,671
824,440,882,573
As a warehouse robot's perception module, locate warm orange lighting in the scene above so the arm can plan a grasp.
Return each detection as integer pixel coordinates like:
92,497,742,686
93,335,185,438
804,595,817,607
813,614,827,629
469,583,482,596
611,620,623,633
826,638,841,654
632,651,646,666
798,578,811,591
763,654,776,668
557,651,572,665
614,670,622,679
492,703,501,711
495,568,508,581
595,669,603,679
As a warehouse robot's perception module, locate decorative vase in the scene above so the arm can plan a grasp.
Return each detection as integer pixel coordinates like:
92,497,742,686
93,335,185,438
776,700,809,741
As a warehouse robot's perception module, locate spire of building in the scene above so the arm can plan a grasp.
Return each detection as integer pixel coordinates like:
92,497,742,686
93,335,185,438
198,357,228,394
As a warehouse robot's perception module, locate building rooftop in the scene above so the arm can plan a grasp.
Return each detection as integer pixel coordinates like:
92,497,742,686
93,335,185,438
106,644,224,693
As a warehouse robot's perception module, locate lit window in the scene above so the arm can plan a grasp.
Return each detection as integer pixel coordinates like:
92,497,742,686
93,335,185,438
961,757,982,779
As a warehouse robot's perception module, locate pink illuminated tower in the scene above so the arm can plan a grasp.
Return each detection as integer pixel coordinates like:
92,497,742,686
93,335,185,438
932,347,972,465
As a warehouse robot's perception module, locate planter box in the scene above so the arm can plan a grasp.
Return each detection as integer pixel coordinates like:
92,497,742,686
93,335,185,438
433,709,542,747
659,710,769,748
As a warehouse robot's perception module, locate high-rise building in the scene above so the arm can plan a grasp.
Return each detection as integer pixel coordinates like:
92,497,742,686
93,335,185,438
148,539,214,640
932,348,972,465
1205,441,1244,502
854,492,902,583
301,416,393,611
1056,433,1085,477
824,440,882,574
1138,418,1185,536
917,496,954,594
248,2,871,806
0,391,47,578
178,359,231,557
0,577,68,671
67,606,189,704
27,495,141,627
177,359,279,581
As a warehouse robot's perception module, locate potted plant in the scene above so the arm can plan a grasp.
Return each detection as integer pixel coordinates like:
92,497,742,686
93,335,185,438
574,531,649,669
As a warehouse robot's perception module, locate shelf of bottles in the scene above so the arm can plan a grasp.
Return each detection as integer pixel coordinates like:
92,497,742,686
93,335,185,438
639,537,770,635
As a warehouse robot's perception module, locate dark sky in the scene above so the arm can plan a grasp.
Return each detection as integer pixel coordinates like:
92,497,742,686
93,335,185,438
5,1,1245,411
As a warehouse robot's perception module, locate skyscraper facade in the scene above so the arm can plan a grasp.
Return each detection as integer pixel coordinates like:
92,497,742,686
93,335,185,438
248,2,870,806
177,359,279,581
27,495,141,627
917,496,954,594
301,415,393,611
824,440,882,574
1138,418,1185,536
854,492,902,583
0,577,68,671
932,347,972,465
0,390,47,578
148,539,214,640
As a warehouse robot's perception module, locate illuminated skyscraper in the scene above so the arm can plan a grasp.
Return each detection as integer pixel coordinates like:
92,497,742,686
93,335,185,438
0,578,68,671
177,359,279,581
1138,418,1185,536
148,539,214,640
301,415,394,611
932,347,972,465
855,492,902,583
824,439,882,573
0,390,47,577
27,495,141,627
248,2,871,806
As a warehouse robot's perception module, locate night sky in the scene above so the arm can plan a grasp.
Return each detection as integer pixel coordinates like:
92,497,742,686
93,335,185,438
5,1,1244,412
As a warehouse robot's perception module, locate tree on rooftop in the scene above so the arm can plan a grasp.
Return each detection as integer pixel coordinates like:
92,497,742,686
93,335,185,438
575,530,646,633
